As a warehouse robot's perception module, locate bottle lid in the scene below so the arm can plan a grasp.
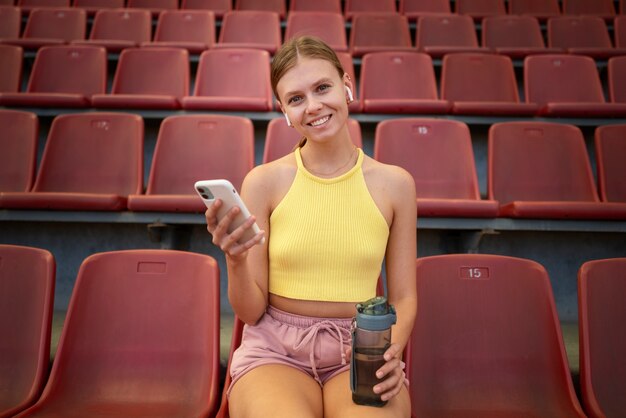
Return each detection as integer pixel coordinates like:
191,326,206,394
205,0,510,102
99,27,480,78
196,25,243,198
355,296,396,331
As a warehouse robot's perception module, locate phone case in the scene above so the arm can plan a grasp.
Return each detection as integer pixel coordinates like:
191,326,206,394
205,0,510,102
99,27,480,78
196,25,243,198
194,179,263,244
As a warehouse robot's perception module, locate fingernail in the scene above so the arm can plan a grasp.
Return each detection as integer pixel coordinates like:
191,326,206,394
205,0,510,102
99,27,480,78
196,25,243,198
376,371,383,378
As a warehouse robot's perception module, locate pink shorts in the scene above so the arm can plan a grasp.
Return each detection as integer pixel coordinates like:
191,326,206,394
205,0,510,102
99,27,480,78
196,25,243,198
228,306,353,396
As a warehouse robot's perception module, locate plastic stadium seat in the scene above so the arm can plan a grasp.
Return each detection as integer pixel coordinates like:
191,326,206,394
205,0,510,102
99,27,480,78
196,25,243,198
0,113,143,211
562,0,616,19
455,0,506,20
92,47,189,109
214,316,245,418
0,5,20,38
17,0,69,13
0,110,38,193
399,0,451,20
2,7,85,49
127,0,178,16
289,0,341,13
407,254,586,418
488,121,626,219
613,15,626,47
336,51,362,113
128,115,255,212
0,44,22,93
14,250,221,418
0,0,13,4
285,12,347,52
508,0,561,20
595,124,626,202
349,13,412,57
235,0,285,18
263,117,363,163
0,245,55,418
441,53,539,116
547,16,625,59
482,15,563,58
181,0,231,18
72,9,151,52
0,45,106,107
72,0,125,16
578,258,626,418
182,48,273,111
525,54,626,117
344,0,396,20
142,10,215,54
374,119,498,217
416,14,488,57
216,10,281,54
608,55,626,103
359,51,450,114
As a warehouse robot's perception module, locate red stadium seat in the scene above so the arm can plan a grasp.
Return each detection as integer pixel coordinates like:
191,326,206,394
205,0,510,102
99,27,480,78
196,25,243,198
482,15,562,58
128,115,255,212
92,47,189,110
595,124,626,203
0,110,38,192
0,113,143,211
359,51,450,114
578,258,626,418
441,53,539,116
614,15,626,48
344,0,396,20
181,0,231,18
608,55,626,103
407,254,586,418
216,10,281,54
0,44,22,93
142,10,215,54
263,117,362,163
17,0,69,13
72,0,125,16
72,9,151,52
2,7,85,49
182,48,273,111
349,12,412,57
0,45,106,108
398,0,451,20
336,51,362,113
507,0,561,20
235,0,285,18
127,0,178,17
562,0,616,19
0,5,20,38
488,121,626,219
0,0,13,4
214,316,245,418
374,118,498,217
14,250,221,418
547,16,625,59
285,12,347,52
289,0,341,13
416,14,488,57
455,0,505,20
524,54,626,117
0,245,55,418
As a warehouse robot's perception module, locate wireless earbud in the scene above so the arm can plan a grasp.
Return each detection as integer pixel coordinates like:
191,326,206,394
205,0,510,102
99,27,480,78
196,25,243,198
345,86,354,102
284,112,292,127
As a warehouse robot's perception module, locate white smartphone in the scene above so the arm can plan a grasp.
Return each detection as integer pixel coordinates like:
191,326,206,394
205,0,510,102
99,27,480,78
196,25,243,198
194,179,264,245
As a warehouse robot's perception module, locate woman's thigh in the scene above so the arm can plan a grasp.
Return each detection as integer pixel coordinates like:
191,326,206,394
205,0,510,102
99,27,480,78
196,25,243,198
229,364,324,418
322,371,411,418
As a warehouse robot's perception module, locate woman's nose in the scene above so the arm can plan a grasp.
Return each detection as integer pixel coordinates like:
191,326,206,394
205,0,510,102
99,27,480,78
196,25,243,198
306,95,323,113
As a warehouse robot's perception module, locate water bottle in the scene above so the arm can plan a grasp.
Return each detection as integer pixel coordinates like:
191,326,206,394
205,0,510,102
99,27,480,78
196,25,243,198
350,296,397,407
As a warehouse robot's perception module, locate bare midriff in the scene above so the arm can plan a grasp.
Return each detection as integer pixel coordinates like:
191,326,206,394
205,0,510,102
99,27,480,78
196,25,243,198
269,293,358,318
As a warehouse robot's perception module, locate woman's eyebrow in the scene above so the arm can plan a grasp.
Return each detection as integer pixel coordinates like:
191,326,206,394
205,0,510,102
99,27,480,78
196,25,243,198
284,78,335,97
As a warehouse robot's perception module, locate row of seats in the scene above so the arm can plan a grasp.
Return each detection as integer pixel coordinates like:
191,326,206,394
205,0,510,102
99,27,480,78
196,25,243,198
1,110,625,219
1,45,625,116
1,244,624,417
2,7,626,57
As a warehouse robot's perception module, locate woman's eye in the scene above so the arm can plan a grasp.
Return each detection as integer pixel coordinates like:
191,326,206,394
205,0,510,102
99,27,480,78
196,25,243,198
288,96,301,104
318,84,330,92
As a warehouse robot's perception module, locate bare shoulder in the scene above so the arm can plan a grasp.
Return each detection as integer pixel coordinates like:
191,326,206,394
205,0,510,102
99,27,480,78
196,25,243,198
241,153,297,209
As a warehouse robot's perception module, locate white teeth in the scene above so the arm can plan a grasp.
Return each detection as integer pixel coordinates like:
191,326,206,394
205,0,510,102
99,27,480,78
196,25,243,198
310,115,330,127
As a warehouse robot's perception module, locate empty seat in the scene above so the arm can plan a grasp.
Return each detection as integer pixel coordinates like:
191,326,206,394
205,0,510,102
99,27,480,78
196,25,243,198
349,12,412,57
399,0,451,20
72,9,151,52
92,47,189,109
0,245,55,418
613,15,626,48
72,0,125,16
547,16,625,59
524,54,626,117
0,5,20,38
214,315,245,418
15,250,221,418
374,118,498,217
285,12,347,52
216,10,281,54
416,14,488,57
595,124,626,202
0,44,22,93
408,254,586,417
17,0,69,13
359,51,450,114
578,258,626,418
181,0,231,18
0,0,14,4
482,15,562,58
289,0,341,13
562,0,616,19
128,115,255,212
488,121,626,219
344,0,396,20
0,45,106,107
608,55,626,103
0,110,38,193
263,117,363,163
143,10,215,54
455,0,506,20
508,0,561,20
182,48,273,111
235,0,285,18
0,113,143,211
441,53,538,115
127,0,179,16
3,7,86,49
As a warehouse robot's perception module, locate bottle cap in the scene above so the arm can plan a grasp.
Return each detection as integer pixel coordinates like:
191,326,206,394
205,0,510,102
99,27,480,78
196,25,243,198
355,296,396,331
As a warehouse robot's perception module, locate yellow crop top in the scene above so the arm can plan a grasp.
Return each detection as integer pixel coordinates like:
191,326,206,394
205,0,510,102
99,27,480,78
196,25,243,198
268,148,390,302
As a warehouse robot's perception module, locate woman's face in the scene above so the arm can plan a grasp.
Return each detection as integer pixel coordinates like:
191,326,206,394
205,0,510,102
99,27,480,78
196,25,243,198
276,57,352,143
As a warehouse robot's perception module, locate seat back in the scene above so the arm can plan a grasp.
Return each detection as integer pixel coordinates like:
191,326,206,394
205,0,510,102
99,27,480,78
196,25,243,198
562,0,616,16
285,12,347,51
88,9,152,43
608,55,626,103
0,44,22,93
72,0,125,15
455,0,506,19
153,10,215,47
349,12,411,55
548,16,613,49
289,0,341,13
525,54,606,105
399,0,451,18
22,8,86,42
127,0,179,14
579,258,626,418
235,0,285,17
0,110,38,192
374,118,481,200
0,5,20,38
488,121,599,203
218,10,281,52
33,113,143,195
595,124,626,202
408,254,584,417
181,0,231,18
146,115,254,194
508,0,561,19
0,245,55,418
615,15,626,48
344,0,396,19
17,0,70,12
416,14,479,48
482,15,546,49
